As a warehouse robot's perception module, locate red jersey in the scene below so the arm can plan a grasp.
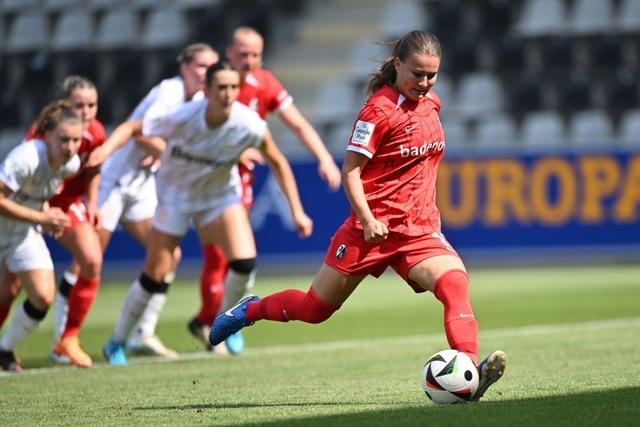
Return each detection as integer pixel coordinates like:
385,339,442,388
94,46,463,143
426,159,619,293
237,69,293,119
345,85,445,236
26,119,106,208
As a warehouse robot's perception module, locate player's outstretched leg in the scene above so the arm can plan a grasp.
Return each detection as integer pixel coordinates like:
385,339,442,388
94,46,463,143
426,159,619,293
472,350,507,401
209,295,259,347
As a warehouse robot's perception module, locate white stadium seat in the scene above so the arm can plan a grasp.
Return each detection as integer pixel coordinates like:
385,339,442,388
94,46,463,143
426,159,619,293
43,0,83,11
347,40,389,85
619,0,640,33
521,111,566,148
475,114,518,149
0,0,40,13
52,10,94,51
141,9,187,49
5,11,48,53
442,118,469,151
432,76,454,116
95,8,139,50
568,110,615,147
312,80,361,125
618,109,640,147
380,0,426,39
455,72,504,120
517,0,567,37
570,0,615,35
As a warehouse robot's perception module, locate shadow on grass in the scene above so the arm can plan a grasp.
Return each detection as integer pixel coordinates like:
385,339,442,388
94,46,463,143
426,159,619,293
136,386,640,427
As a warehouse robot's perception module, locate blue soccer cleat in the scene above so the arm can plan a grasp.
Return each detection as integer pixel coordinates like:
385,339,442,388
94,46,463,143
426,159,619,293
103,338,128,366
472,350,507,401
224,331,245,355
209,295,260,347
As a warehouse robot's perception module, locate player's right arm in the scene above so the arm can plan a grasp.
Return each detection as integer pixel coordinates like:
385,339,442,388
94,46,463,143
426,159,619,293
0,179,68,235
341,151,388,243
343,104,390,243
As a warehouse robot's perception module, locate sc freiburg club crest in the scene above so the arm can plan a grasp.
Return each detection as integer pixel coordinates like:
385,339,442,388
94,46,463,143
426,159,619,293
336,244,346,260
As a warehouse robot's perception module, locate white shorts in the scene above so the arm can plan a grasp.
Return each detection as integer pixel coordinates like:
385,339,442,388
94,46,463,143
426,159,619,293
99,177,158,233
152,189,240,237
0,227,53,272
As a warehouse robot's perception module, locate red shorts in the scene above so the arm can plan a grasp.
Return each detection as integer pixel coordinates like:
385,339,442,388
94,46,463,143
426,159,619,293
238,163,255,209
50,198,89,232
323,222,459,293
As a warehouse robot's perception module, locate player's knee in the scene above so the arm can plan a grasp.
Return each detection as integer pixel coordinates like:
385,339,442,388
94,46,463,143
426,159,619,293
434,269,468,298
138,273,169,294
80,254,102,278
24,299,48,321
228,258,256,275
25,295,51,315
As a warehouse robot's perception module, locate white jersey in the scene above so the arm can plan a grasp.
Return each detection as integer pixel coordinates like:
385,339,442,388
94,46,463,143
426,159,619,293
100,76,205,193
143,99,266,212
0,139,80,236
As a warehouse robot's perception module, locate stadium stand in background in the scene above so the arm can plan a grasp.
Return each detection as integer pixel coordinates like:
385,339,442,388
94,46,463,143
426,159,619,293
1,0,639,158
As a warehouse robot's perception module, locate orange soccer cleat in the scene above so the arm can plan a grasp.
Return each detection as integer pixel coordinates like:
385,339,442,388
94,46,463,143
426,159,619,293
54,336,93,368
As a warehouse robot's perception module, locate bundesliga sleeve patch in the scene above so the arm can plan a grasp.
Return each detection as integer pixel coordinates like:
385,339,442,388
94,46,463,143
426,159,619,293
351,120,375,146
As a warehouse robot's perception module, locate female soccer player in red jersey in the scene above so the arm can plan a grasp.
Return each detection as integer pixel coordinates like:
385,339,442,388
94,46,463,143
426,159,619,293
209,30,507,401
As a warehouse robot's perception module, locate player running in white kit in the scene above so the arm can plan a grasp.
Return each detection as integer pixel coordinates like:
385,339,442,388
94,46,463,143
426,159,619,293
0,101,82,372
87,44,219,358
101,61,312,365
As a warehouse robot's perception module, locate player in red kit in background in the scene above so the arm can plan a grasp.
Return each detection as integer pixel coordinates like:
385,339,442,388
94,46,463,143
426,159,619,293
209,30,507,401
185,27,342,353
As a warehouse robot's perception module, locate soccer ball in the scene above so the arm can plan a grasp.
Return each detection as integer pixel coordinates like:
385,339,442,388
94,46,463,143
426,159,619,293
421,349,479,404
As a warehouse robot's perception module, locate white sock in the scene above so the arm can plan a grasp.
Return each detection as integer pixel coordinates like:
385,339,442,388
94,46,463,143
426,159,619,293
63,270,78,285
52,292,68,344
0,303,41,351
218,269,256,314
129,293,167,340
111,279,152,344
52,271,77,344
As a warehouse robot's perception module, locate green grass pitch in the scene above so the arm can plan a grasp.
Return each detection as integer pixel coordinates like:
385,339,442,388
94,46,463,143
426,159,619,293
1,264,639,426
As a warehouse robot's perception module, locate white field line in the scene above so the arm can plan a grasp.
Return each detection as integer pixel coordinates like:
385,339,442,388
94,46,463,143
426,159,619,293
3,317,640,378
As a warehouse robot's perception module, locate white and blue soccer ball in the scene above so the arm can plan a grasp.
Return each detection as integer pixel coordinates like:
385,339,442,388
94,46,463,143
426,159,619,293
421,349,479,404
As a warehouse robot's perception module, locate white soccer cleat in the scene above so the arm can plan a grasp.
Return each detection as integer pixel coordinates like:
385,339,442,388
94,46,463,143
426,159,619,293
49,349,71,365
127,335,179,359
472,350,507,401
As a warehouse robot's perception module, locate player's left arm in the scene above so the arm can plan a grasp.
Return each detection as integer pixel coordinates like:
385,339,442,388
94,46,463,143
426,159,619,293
85,120,143,167
279,104,341,191
259,128,313,238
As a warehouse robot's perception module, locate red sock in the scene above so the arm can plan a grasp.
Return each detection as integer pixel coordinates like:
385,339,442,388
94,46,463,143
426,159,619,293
62,276,100,339
434,269,478,365
246,288,338,324
197,244,228,324
0,303,10,329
